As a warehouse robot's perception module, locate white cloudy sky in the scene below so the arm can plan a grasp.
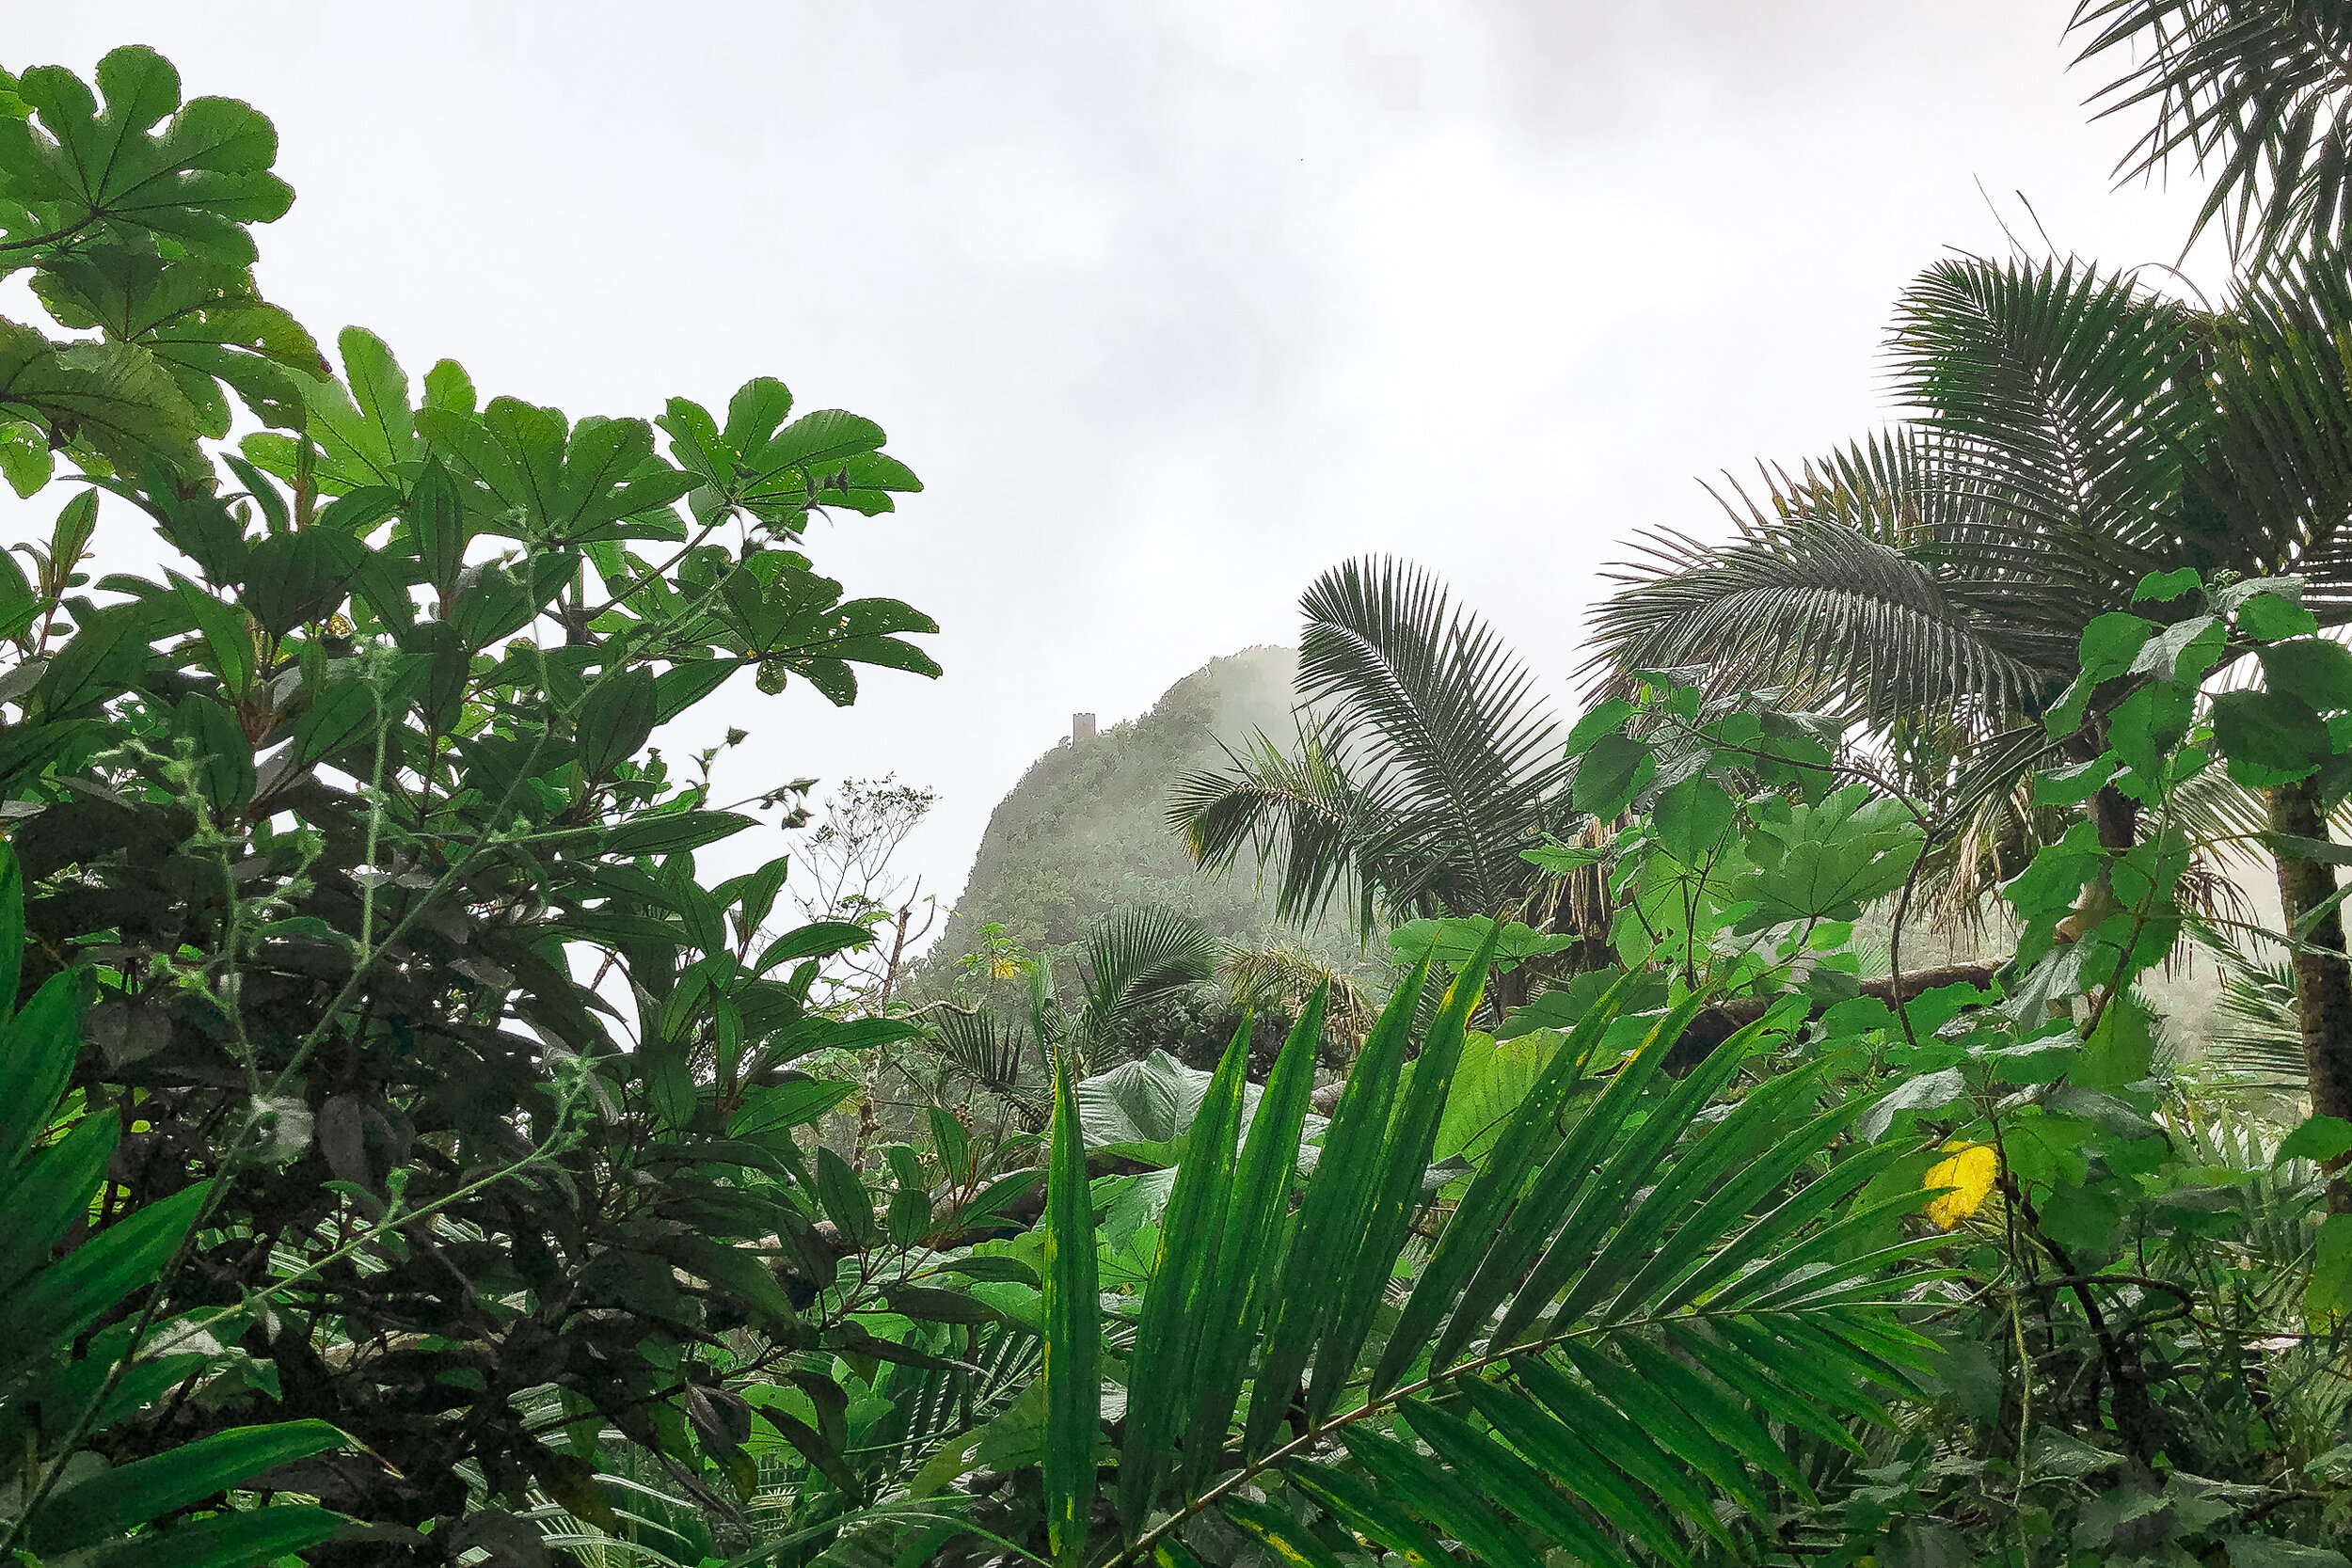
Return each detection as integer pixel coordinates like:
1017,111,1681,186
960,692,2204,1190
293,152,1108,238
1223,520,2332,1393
10,2,2224,938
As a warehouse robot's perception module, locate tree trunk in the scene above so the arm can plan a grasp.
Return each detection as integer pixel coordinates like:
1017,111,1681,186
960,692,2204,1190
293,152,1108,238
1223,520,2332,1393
2269,775,2352,1212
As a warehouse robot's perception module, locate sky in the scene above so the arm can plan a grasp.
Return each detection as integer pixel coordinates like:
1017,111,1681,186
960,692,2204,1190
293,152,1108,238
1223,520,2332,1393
7,2,2227,950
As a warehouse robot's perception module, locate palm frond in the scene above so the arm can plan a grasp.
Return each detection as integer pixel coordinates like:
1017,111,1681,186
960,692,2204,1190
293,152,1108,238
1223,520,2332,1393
1029,940,1941,1568
2074,0,2352,263
1298,557,1570,911
1220,942,1381,1059
1169,721,1410,934
1896,256,2200,577
1592,494,2048,722
2191,244,2352,615
926,1006,1046,1126
1596,258,2202,736
1073,907,1218,1065
2185,923,2312,1088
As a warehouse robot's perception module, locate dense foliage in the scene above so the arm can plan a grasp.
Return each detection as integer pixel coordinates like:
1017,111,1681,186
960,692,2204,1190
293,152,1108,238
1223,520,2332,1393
0,42,1017,1568
10,8,2352,1568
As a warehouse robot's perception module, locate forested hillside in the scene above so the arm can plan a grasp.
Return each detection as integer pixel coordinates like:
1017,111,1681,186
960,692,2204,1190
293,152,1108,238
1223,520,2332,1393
930,645,1366,966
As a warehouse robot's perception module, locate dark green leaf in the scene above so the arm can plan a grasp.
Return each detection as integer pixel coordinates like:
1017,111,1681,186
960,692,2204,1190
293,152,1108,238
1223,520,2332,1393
1563,697,1633,757
1041,1047,1101,1564
813,1147,878,1247
0,973,81,1173
69,1505,348,1568
755,920,874,973
607,811,757,858
2213,688,2331,786
2261,637,2352,713
2279,1115,2352,1165
1572,731,1656,817
575,666,658,778
30,1419,346,1554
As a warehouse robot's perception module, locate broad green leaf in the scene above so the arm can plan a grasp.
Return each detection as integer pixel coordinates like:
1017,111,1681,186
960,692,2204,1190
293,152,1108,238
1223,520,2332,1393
2002,819,2105,919
813,1147,878,1248
607,810,757,858
2311,1212,2352,1317
1654,768,1735,866
30,1420,345,1554
2128,613,2224,682
2261,637,2352,713
1562,697,1633,757
2237,590,2320,641
2,46,293,265
1182,987,1326,1495
2213,688,2331,785
0,324,198,477
1310,925,1501,1423
293,672,384,766
30,596,155,719
2079,610,2157,676
0,415,52,496
2033,756,2118,807
1429,1028,1558,1166
1120,1018,1248,1529
1243,961,1426,1458
0,972,81,1172
239,528,365,635
575,665,658,777
1733,783,1922,927
2133,566,2200,602
1041,1048,1101,1564
1572,731,1656,816
647,1231,802,1338
2279,1115,2352,1165
731,1079,855,1141
2108,676,2197,778
1385,915,1576,974
2079,994,2155,1088
755,919,874,973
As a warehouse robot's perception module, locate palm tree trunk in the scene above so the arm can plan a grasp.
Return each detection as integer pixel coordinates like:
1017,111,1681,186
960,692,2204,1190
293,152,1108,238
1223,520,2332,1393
2268,776,2352,1212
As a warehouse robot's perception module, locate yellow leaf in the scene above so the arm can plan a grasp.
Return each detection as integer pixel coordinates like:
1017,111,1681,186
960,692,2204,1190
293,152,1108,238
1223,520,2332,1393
1923,1141,1998,1229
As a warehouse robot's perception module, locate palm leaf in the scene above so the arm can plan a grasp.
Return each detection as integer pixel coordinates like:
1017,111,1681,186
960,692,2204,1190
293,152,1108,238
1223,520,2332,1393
1298,557,1569,911
1035,933,1939,1567
1170,720,1397,935
1072,906,1217,1067
1172,558,1571,932
1041,1046,1099,1565
2074,0,2352,263
923,1007,1045,1127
